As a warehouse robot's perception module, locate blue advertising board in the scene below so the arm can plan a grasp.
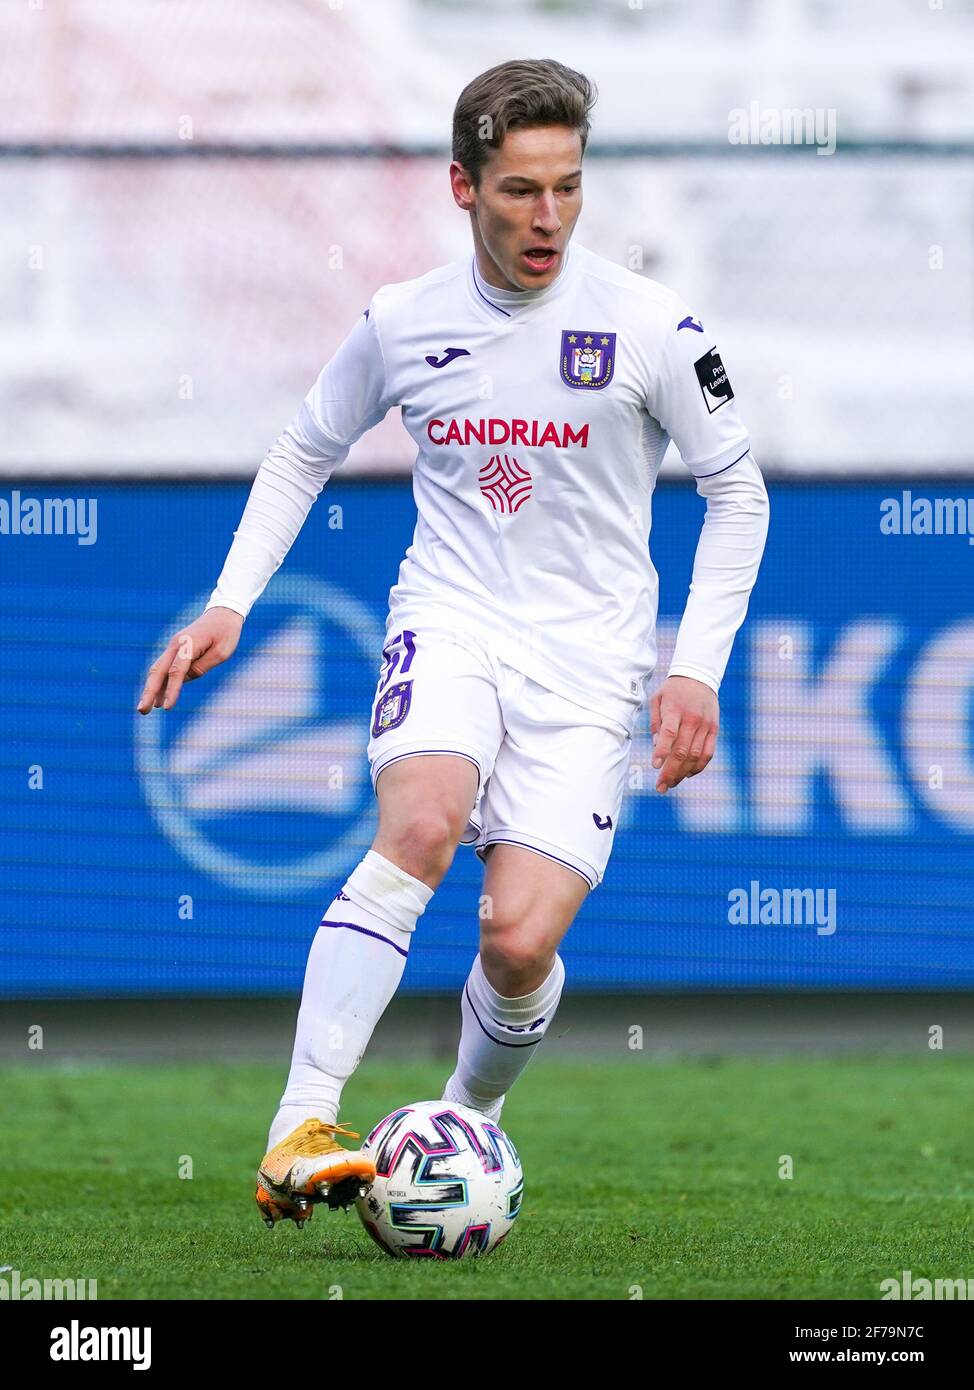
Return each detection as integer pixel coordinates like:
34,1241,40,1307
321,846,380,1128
1,480,971,994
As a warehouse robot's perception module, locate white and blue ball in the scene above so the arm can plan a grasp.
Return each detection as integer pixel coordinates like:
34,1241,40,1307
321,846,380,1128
355,1100,523,1259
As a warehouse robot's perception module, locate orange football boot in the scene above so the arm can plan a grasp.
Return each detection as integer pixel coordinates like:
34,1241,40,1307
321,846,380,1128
256,1118,376,1228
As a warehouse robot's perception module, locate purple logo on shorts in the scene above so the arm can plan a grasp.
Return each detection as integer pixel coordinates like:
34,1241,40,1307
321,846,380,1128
372,680,413,737
378,629,416,696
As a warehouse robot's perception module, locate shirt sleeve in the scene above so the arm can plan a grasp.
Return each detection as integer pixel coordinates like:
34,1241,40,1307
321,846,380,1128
205,303,393,618
667,451,770,693
645,294,751,478
646,293,770,692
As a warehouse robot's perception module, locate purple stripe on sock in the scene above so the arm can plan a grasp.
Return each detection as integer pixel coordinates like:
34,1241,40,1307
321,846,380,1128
320,919,409,958
464,984,543,1049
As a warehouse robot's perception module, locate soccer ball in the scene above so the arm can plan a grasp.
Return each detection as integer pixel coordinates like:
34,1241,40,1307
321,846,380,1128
354,1100,523,1259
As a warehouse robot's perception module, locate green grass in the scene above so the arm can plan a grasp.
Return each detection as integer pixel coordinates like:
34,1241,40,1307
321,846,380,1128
1,1056,970,1299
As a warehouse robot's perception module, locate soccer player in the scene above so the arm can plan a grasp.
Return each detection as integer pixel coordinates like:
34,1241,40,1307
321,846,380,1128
137,59,770,1227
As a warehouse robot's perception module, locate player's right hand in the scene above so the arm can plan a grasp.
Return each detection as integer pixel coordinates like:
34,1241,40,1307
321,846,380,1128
137,606,244,714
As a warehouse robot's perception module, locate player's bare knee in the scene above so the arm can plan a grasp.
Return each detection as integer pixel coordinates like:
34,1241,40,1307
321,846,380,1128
479,929,553,991
375,810,458,883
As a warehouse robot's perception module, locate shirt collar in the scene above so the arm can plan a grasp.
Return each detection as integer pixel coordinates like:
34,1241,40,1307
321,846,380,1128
471,244,572,317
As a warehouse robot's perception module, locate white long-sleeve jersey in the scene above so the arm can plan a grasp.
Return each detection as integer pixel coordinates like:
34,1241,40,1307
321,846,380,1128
207,242,769,730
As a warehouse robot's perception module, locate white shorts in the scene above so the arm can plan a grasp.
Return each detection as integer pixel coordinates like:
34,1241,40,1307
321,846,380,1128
365,620,636,888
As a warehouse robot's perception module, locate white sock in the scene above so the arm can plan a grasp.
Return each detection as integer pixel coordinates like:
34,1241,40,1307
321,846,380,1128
441,953,566,1124
267,850,433,1149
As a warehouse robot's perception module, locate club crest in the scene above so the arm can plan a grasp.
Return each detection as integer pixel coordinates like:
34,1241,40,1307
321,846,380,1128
371,680,413,737
560,330,616,390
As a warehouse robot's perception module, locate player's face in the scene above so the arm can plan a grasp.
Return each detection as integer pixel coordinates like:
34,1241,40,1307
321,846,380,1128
451,126,583,292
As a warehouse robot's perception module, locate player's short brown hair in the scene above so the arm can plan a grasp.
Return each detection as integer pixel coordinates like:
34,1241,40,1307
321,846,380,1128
452,59,597,185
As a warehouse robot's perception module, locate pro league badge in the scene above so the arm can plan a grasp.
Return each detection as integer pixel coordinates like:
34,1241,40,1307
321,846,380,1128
694,348,735,412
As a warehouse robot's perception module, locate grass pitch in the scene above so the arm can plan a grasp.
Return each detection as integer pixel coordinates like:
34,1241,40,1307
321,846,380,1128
1,1056,970,1300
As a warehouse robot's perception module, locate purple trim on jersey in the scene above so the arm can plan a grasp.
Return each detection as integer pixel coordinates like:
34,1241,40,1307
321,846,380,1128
480,836,596,889
371,748,482,788
694,446,750,480
464,984,544,1049
471,262,511,318
320,919,408,958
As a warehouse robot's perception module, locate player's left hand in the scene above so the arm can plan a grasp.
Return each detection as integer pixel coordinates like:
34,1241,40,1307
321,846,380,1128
649,675,719,794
